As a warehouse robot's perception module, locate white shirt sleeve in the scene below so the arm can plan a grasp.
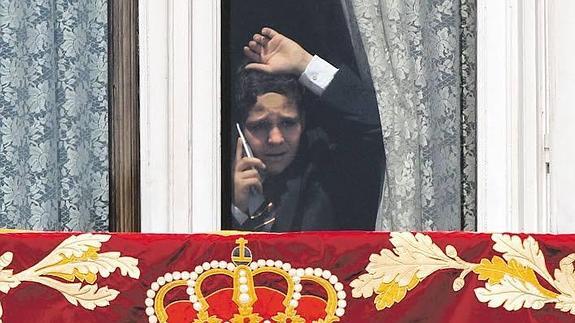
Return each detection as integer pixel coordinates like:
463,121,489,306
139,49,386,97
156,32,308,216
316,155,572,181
298,55,339,96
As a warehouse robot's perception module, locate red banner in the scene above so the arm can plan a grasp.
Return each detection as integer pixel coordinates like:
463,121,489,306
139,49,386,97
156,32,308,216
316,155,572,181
0,231,574,322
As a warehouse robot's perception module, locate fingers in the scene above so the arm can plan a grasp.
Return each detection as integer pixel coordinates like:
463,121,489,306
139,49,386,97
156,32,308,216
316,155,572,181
245,62,271,73
236,169,263,194
253,33,269,47
235,138,266,172
235,157,266,173
235,137,243,162
248,40,262,54
244,33,269,63
261,27,278,38
239,168,260,179
243,177,263,194
243,46,260,62
245,32,268,54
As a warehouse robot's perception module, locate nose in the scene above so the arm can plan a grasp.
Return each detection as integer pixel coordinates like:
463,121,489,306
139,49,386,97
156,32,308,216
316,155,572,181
267,126,285,145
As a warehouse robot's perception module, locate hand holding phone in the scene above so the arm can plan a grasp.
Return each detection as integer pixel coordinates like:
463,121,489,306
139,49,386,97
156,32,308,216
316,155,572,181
234,124,267,216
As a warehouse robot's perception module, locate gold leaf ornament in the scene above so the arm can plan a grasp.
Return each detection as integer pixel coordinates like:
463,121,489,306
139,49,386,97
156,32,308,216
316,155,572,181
350,273,384,298
473,235,573,313
230,313,264,323
193,310,223,323
0,252,20,294
33,236,141,282
272,307,306,323
351,232,475,310
474,275,550,311
374,276,419,310
32,278,121,310
353,232,575,316
0,252,13,268
474,256,521,284
473,256,558,298
0,233,140,318
363,233,451,288
491,234,555,284
0,251,19,323
553,253,575,314
388,233,447,280
44,246,100,283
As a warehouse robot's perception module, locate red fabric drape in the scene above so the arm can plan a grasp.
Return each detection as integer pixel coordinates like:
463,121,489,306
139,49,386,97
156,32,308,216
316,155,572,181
0,231,573,322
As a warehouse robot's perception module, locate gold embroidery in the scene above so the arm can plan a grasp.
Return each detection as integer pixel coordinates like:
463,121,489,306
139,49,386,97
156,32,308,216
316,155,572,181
42,246,100,284
147,237,347,322
272,307,305,323
253,266,295,307
301,275,340,322
193,310,223,323
195,269,235,313
473,256,558,298
154,280,188,322
0,233,140,321
229,313,264,323
351,232,575,315
374,275,419,310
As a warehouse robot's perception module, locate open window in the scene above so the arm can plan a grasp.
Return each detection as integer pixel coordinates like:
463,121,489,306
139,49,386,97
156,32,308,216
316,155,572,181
221,0,384,231
137,0,571,234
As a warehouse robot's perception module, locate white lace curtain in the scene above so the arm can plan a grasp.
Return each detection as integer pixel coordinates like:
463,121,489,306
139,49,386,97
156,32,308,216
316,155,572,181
0,0,108,231
342,0,476,230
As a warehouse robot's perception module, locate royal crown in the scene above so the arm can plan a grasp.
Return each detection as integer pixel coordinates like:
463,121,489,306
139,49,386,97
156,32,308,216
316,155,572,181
145,238,347,322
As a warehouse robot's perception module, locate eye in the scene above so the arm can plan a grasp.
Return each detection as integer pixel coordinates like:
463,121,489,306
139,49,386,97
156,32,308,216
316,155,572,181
246,122,269,133
280,119,297,128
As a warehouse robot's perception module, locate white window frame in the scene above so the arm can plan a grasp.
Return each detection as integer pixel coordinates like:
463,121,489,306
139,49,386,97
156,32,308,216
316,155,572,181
139,0,221,233
546,0,575,233
477,0,552,233
139,0,554,233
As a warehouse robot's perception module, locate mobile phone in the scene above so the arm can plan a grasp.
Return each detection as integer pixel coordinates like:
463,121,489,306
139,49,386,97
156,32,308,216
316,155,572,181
236,123,267,217
236,123,254,158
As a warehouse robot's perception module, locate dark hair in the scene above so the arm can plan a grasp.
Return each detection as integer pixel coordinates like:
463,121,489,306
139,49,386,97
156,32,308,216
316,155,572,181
235,67,304,124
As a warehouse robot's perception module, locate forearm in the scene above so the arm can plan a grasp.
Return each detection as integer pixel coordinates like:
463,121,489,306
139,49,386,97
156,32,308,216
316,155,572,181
298,56,380,129
319,65,381,128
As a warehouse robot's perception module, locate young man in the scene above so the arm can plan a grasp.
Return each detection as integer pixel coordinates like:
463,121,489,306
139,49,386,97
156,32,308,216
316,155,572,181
232,28,384,231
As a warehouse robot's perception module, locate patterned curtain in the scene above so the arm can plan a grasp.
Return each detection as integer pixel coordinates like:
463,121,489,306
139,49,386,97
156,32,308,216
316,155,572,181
0,0,108,231
342,0,477,231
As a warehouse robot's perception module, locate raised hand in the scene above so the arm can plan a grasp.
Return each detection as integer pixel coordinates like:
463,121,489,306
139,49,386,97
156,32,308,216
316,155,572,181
243,27,313,76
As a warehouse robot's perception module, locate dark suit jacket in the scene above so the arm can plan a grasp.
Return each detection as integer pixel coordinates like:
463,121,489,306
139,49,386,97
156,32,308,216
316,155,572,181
236,66,384,231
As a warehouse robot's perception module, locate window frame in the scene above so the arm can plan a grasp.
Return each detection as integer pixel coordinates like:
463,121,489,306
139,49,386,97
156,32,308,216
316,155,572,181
134,0,555,233
138,0,221,233
108,0,140,232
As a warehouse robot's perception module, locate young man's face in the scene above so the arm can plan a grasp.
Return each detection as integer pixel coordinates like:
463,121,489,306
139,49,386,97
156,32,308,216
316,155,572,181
244,92,303,175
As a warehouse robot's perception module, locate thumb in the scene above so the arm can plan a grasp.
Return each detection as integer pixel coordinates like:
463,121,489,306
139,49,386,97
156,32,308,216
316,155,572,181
245,63,272,73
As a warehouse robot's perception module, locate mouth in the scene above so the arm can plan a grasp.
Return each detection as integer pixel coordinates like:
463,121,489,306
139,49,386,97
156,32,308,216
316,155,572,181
265,152,287,161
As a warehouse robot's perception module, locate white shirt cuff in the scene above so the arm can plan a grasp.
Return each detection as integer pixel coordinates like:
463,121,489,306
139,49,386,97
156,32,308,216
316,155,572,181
231,204,249,226
299,55,339,96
